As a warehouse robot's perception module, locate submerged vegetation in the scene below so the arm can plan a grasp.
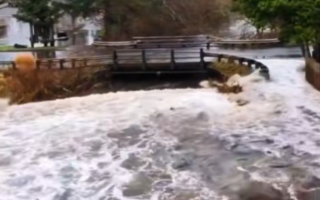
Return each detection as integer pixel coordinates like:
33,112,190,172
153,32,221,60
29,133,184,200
5,67,106,104
0,54,108,104
213,61,251,77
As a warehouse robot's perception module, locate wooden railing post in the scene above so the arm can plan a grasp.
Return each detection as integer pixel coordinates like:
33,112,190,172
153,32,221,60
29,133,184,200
48,60,53,69
170,49,176,70
200,48,205,69
36,60,41,70
59,59,64,69
238,58,244,65
83,58,87,67
71,59,76,68
11,61,16,69
113,50,118,69
259,65,270,80
142,50,147,70
255,62,262,69
206,42,210,50
248,60,254,68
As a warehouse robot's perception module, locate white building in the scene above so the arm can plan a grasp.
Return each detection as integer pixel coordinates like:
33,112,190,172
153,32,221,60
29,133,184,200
0,4,101,46
0,5,31,46
0,5,31,60
0,4,101,60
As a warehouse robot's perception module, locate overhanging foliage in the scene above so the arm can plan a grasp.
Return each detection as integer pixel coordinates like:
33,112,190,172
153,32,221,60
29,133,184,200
233,0,320,44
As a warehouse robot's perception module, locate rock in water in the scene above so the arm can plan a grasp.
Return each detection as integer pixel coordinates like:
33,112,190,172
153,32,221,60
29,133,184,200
236,99,249,106
120,154,146,170
199,80,212,88
171,157,191,170
226,74,242,87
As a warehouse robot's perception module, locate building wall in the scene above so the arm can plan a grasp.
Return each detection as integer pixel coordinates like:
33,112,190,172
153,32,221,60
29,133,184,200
0,7,31,45
0,7,31,61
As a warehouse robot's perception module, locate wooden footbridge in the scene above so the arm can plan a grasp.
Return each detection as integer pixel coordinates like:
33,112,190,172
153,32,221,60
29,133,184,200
0,35,273,80
93,35,281,49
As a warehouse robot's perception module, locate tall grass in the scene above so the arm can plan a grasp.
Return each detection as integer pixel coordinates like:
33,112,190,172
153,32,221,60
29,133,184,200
0,53,109,104
0,73,8,98
213,60,252,77
5,67,107,104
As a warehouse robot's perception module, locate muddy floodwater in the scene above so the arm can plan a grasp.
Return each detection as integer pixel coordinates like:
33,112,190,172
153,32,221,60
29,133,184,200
0,8,319,200
0,59,320,200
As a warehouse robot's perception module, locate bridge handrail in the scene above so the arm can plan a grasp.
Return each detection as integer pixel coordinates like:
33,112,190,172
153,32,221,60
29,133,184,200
214,39,279,44
132,35,210,40
93,39,279,45
0,48,269,81
134,35,278,43
203,52,267,70
92,35,280,50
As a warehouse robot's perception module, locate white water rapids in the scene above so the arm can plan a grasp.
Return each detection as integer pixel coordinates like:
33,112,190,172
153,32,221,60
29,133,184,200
0,59,320,200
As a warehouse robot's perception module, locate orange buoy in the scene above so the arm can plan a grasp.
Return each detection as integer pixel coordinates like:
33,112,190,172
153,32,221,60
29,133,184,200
14,53,36,71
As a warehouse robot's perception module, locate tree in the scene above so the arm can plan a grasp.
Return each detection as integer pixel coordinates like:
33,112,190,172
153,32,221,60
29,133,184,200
14,0,61,24
91,0,164,39
232,0,272,37
52,0,95,44
163,0,231,34
14,0,62,47
93,0,231,40
233,0,320,57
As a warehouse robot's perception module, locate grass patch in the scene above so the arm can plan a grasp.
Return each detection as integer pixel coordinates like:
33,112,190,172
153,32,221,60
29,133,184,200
0,45,13,51
0,45,67,52
0,54,109,104
212,61,252,77
206,60,251,94
0,73,8,98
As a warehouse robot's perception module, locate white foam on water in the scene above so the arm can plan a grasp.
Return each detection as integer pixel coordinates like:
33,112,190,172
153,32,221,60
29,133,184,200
1,58,320,199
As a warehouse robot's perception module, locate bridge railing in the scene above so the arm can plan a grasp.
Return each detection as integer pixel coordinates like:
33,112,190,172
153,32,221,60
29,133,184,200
93,35,280,49
203,52,268,71
0,48,269,80
93,39,213,49
132,35,210,40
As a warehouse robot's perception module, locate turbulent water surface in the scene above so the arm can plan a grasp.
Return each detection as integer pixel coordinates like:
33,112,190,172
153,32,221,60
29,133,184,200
1,59,320,199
